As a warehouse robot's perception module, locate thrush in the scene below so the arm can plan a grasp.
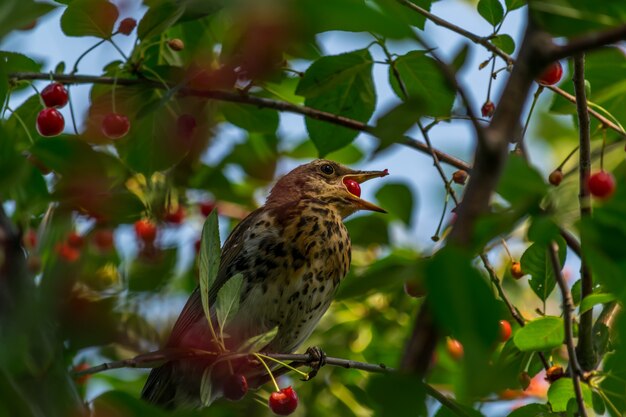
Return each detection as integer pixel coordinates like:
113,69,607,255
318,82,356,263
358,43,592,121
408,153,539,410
141,159,388,408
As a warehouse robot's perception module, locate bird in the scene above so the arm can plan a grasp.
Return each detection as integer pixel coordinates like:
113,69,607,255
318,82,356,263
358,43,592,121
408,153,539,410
141,159,388,408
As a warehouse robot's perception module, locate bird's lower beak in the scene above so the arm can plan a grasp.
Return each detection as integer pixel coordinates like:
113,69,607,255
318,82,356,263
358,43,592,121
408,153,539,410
343,169,389,213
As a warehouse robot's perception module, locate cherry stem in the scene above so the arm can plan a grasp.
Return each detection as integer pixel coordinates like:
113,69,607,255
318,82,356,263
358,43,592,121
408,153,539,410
600,128,606,171
6,106,34,144
255,353,309,379
107,37,129,61
253,353,280,392
111,72,118,113
486,53,496,101
67,85,79,135
71,38,107,75
557,145,580,171
519,85,544,147
432,186,450,241
501,238,513,261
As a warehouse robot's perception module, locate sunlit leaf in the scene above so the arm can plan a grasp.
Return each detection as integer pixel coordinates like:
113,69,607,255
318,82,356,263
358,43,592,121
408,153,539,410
521,237,566,301
513,316,564,352
216,273,244,338
547,377,593,412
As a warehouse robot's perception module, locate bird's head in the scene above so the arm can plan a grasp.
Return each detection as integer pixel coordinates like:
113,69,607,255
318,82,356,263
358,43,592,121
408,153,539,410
266,159,389,218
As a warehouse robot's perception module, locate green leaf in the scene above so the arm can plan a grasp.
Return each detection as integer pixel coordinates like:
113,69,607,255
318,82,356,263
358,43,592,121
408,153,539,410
199,210,221,326
579,293,617,314
497,155,547,207
224,133,278,182
200,367,213,407
505,0,527,11
513,316,564,352
0,52,42,103
490,34,516,54
286,139,364,165
344,214,389,246
238,326,278,353
216,273,244,338
0,0,56,41
374,182,414,226
477,0,505,26
372,99,426,152
521,237,566,301
547,377,593,412
93,390,168,417
366,373,426,417
297,49,375,156
138,1,185,40
506,403,557,417
530,0,626,38
220,102,279,134
127,248,177,291
60,0,119,38
389,51,455,116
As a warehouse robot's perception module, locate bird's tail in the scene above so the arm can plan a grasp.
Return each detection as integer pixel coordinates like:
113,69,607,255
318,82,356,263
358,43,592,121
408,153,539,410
141,362,177,409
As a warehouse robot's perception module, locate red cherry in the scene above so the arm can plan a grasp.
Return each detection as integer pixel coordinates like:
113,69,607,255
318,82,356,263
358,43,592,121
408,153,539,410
67,231,84,249
342,178,361,197
118,17,136,35
481,100,495,118
23,229,37,249
93,229,114,251
587,171,615,199
41,83,69,108
446,338,464,360
101,113,130,139
499,320,512,342
510,261,524,279
55,242,80,263
403,279,426,298
73,363,92,385
194,238,202,254
537,62,563,86
199,201,216,217
134,219,157,243
37,108,64,137
177,114,197,140
164,206,185,224
268,386,298,416
223,374,248,401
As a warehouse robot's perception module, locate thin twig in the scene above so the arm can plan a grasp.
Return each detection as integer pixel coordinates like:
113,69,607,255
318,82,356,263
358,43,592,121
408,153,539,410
551,24,626,61
549,241,588,417
479,254,551,370
395,0,513,66
573,54,595,371
7,71,471,171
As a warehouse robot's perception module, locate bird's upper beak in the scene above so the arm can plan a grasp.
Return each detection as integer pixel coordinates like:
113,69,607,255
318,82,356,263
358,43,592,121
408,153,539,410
342,168,389,213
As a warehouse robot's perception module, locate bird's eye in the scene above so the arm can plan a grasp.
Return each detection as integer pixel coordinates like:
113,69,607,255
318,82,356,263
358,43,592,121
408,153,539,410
320,164,335,175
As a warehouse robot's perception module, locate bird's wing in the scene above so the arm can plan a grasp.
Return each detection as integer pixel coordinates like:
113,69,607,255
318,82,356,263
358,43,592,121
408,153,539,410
166,208,264,347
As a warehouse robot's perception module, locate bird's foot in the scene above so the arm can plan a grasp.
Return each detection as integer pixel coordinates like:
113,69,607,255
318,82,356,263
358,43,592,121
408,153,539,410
303,346,327,380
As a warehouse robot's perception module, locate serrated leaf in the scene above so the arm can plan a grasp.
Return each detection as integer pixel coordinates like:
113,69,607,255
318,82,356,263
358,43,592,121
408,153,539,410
199,210,221,327
200,367,213,407
297,49,375,156
490,34,516,54
374,182,414,226
389,51,455,116
60,0,119,38
216,273,244,339
521,238,566,301
138,2,185,40
513,316,564,352
547,377,592,412
477,0,505,26
579,293,617,314
238,326,278,353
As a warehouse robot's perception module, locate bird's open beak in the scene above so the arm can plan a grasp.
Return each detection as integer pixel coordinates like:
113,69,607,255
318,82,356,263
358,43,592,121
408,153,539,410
343,168,389,213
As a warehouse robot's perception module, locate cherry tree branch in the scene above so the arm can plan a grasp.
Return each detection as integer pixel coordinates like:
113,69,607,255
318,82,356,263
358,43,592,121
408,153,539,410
572,54,596,372
395,0,514,65
551,25,626,61
7,72,471,171
549,241,588,417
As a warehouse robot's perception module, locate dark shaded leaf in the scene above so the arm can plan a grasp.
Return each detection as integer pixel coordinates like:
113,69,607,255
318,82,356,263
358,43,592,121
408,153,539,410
477,0,505,26
345,214,389,246
490,34,516,54
61,0,119,38
374,182,415,226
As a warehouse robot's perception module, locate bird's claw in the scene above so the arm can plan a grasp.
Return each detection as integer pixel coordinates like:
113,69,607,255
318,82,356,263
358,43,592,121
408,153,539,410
304,346,327,380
